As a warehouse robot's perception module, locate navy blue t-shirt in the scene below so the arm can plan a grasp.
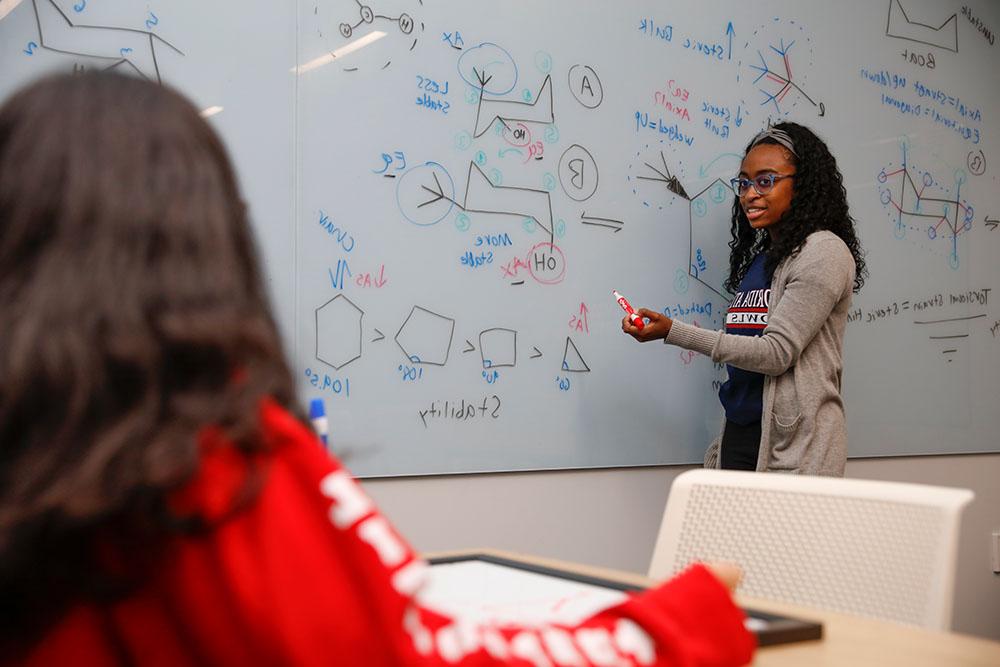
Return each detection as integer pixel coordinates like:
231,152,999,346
718,253,770,425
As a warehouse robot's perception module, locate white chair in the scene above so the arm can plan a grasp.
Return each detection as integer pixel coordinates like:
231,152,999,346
648,469,973,630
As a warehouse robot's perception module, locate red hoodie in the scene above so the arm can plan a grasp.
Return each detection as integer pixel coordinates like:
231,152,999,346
19,401,755,666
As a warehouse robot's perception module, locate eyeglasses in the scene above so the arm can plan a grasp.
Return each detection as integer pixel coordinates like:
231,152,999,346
730,173,794,197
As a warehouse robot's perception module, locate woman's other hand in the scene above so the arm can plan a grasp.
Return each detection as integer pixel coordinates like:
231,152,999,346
704,561,743,593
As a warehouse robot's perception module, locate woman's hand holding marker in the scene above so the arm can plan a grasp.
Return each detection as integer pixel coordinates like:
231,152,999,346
613,290,644,330
616,290,673,342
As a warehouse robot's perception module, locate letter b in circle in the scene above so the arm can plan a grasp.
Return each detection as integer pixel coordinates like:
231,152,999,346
558,144,598,201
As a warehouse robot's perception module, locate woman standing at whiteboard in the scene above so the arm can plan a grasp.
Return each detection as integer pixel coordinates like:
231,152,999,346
623,122,866,476
0,72,754,666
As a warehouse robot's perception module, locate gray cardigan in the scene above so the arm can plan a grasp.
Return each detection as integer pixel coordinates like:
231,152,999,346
665,230,856,476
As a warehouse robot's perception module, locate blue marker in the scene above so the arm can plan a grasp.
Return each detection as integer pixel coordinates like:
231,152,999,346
309,398,329,448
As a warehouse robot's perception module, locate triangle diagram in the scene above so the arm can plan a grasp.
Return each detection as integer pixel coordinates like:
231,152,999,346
561,337,591,373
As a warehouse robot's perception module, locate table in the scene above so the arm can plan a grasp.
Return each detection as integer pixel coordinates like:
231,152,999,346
424,549,1000,667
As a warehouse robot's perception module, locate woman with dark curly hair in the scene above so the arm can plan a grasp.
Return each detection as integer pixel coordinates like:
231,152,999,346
0,72,756,665
624,122,866,476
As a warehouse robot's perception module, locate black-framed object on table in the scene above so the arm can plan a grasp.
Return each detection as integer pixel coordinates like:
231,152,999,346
425,553,822,647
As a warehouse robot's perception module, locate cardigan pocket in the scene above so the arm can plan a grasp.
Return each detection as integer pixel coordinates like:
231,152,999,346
767,412,802,470
767,372,802,470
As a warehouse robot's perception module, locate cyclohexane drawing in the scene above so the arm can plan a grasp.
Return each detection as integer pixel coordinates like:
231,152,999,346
315,294,364,370
395,306,456,366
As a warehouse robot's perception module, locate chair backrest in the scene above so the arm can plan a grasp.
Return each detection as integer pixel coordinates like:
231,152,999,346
648,470,973,630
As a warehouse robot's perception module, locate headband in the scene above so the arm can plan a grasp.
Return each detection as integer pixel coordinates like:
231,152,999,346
749,126,798,157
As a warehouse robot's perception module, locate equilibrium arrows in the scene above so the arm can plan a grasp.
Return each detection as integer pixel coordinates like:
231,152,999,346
580,212,624,232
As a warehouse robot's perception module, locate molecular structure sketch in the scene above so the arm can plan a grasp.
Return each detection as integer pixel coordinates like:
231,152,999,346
395,305,455,366
315,294,364,370
877,139,974,269
738,18,824,117
338,0,415,39
411,160,556,244
458,42,518,96
628,148,734,300
471,72,554,139
456,42,557,139
22,0,182,82
885,0,958,53
479,328,516,369
334,0,423,72
314,298,588,373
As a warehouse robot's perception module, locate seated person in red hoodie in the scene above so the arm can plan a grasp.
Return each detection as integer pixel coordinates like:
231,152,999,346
0,72,755,666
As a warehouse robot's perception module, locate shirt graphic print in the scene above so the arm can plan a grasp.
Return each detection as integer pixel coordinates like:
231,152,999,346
718,253,770,425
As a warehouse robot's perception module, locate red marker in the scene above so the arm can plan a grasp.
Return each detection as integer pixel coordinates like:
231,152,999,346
613,289,644,330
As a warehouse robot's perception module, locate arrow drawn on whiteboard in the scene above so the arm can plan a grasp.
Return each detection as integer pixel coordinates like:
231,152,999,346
530,347,543,359
462,340,476,353
580,212,624,232
371,328,385,343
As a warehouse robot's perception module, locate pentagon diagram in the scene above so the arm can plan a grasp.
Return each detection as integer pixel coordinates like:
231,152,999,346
395,306,456,366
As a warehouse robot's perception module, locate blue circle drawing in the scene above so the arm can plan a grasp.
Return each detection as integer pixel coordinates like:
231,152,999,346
710,182,728,203
534,51,553,74
674,269,690,294
458,43,518,95
396,162,455,227
454,131,472,150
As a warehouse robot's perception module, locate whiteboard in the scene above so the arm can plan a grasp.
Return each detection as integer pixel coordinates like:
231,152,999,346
2,0,998,475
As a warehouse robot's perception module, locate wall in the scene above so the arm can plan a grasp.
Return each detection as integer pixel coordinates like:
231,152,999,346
364,453,1000,640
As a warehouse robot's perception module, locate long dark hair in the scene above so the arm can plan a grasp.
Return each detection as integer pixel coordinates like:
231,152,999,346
724,121,867,294
0,72,296,646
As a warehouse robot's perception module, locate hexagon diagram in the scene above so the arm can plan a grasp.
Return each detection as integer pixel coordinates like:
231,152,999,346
395,306,455,366
315,295,363,370
629,150,734,301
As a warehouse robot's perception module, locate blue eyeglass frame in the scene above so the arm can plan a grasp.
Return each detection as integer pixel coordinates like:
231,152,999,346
730,173,794,196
